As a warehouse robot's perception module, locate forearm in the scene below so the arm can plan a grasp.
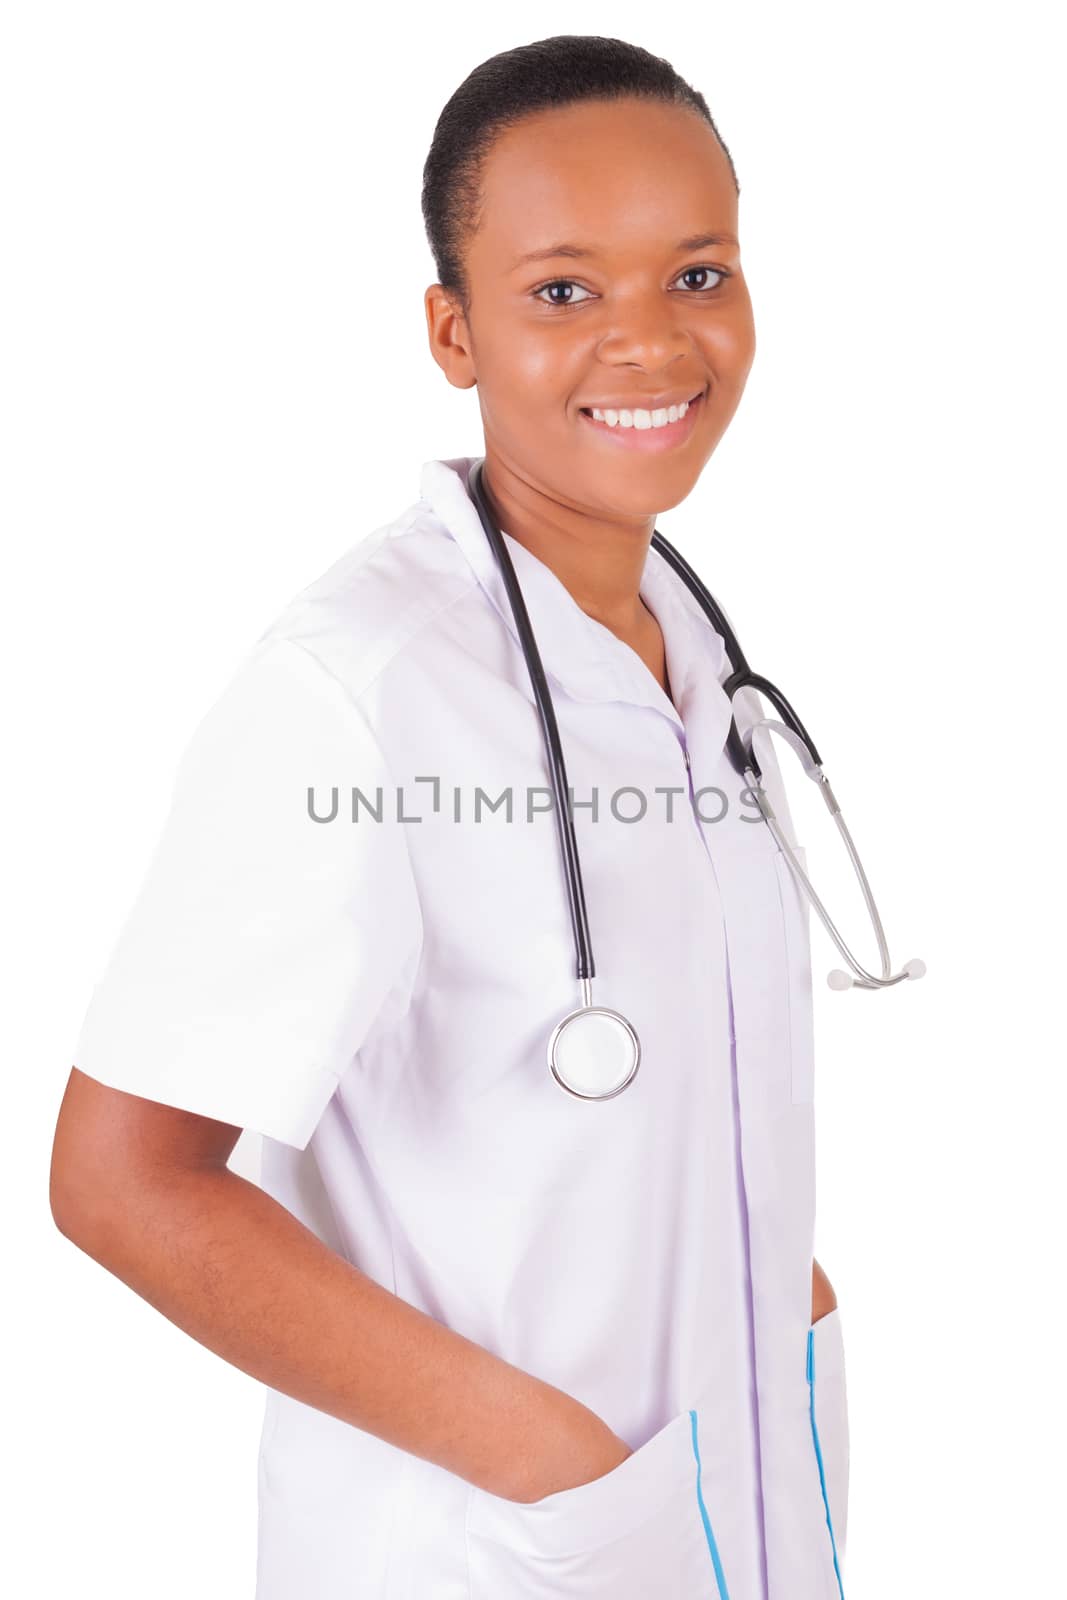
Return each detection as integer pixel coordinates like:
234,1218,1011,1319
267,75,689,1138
61,1163,611,1502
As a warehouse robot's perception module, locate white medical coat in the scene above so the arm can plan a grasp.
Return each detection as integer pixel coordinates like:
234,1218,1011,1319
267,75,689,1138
73,454,847,1598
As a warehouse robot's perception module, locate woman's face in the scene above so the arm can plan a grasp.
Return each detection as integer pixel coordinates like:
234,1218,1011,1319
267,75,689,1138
430,96,755,519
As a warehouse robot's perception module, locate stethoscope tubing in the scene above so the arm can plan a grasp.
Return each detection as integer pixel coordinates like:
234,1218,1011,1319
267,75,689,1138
467,456,922,1001
469,459,597,980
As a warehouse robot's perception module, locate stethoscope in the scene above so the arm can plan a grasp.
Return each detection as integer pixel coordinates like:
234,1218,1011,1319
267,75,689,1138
468,458,925,1103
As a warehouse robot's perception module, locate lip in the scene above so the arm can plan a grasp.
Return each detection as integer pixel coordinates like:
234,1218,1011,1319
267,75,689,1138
577,387,706,453
579,386,705,412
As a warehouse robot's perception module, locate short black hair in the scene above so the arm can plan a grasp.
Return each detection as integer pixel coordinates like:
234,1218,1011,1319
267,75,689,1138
421,35,739,320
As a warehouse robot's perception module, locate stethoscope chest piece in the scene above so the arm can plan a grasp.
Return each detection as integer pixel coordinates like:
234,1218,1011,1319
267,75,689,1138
548,1005,641,1101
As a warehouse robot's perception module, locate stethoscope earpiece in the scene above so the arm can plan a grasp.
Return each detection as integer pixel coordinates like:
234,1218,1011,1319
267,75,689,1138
827,957,927,991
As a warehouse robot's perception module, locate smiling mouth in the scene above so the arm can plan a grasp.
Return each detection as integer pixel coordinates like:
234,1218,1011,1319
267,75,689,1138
577,386,707,447
579,385,703,419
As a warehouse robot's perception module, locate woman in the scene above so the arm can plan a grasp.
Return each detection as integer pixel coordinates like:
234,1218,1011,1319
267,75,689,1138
53,34,849,1600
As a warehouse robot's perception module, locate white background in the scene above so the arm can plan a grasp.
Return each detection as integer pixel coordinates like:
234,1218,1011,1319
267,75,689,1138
4,2,1063,1595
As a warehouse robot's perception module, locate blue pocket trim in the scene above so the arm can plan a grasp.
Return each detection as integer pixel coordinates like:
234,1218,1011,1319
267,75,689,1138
806,1328,846,1599
689,1409,731,1598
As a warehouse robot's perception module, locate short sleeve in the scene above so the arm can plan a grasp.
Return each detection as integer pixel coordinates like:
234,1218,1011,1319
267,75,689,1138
71,635,424,1149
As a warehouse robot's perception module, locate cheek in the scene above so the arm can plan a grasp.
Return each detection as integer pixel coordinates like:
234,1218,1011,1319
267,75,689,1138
698,323,756,414
521,341,588,400
722,291,757,379
481,359,588,449
480,301,589,385
481,338,579,412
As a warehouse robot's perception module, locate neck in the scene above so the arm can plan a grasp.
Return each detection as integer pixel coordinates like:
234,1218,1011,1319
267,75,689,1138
475,452,656,634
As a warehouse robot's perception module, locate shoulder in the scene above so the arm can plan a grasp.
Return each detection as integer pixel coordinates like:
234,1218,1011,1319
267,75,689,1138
251,494,478,708
174,493,478,788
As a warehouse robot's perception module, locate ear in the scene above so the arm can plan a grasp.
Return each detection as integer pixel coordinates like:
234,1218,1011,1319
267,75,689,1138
424,283,477,392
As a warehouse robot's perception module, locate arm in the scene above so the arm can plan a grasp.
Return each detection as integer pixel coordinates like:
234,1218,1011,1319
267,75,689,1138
50,1067,632,1504
812,1257,838,1322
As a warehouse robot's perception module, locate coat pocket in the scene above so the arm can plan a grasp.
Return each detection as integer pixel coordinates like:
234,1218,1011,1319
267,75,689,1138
465,1406,731,1600
807,1309,849,1594
774,845,816,1103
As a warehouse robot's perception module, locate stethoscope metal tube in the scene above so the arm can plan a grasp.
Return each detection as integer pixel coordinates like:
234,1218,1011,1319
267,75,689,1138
467,458,924,1098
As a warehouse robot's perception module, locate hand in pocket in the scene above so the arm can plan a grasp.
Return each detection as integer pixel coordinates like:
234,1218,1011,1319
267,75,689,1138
466,1407,729,1600
509,1414,634,1505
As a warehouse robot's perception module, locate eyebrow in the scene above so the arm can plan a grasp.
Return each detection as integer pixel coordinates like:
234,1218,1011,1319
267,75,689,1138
509,232,740,270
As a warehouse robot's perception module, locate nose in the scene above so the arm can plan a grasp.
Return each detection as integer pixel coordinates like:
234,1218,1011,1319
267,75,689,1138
595,292,696,374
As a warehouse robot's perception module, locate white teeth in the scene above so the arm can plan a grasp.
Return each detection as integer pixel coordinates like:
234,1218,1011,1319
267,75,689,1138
589,399,691,429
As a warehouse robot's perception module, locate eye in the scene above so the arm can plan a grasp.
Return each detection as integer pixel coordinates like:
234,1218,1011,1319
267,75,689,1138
673,264,729,293
532,280,594,307
531,264,731,307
